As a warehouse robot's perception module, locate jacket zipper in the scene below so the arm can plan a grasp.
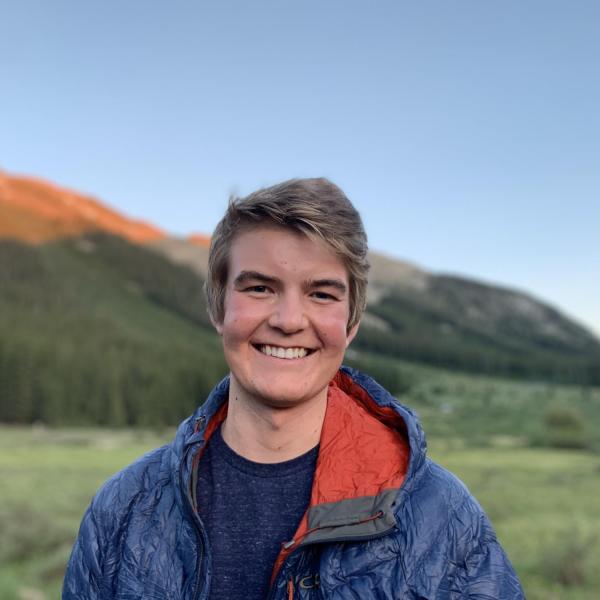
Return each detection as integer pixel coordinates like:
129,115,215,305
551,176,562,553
267,517,396,600
188,407,399,599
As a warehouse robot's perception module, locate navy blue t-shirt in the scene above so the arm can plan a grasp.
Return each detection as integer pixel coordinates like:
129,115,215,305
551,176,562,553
196,425,318,600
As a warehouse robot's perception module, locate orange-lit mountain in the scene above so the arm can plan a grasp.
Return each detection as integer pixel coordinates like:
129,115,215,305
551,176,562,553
0,170,168,244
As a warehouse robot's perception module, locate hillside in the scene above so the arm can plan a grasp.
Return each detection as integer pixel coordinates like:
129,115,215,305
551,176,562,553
151,236,600,383
1,171,599,426
0,171,166,244
0,234,227,425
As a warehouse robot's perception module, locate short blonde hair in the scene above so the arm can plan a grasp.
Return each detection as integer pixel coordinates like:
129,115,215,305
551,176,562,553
206,178,369,331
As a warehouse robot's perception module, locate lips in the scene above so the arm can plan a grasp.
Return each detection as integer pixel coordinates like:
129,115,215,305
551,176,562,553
254,344,314,360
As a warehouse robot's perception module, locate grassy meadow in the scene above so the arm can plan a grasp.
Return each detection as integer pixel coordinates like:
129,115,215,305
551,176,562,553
1,365,599,599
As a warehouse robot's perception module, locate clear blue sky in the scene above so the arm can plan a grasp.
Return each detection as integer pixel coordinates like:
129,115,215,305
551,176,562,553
1,1,599,335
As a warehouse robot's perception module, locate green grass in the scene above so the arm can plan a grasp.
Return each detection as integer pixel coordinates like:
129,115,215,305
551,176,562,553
429,441,600,599
391,359,600,450
2,362,600,600
0,426,172,600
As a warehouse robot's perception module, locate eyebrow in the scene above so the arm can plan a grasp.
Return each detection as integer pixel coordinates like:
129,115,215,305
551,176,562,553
307,278,347,294
233,271,280,286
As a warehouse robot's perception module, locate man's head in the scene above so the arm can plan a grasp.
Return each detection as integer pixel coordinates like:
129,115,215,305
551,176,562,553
206,178,369,333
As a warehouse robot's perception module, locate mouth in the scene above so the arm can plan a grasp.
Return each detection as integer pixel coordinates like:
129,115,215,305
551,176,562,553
253,344,316,360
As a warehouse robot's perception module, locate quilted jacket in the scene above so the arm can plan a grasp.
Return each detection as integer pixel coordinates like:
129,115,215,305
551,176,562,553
63,367,525,599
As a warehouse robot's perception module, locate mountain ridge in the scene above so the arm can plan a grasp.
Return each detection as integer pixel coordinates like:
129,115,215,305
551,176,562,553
151,235,599,350
1,169,598,365
0,170,211,247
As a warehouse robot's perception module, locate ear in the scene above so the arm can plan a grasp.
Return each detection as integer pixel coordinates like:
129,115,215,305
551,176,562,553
345,321,360,348
210,313,224,335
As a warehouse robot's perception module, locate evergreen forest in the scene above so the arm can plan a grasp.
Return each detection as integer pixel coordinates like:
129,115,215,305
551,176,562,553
1,233,599,427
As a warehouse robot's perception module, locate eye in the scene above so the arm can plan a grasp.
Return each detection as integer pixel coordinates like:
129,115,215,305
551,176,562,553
311,291,338,301
244,285,270,294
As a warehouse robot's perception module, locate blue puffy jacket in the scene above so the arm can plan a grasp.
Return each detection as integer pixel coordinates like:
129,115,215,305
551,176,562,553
63,367,524,599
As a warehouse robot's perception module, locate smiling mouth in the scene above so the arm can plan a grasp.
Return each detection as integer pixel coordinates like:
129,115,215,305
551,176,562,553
254,344,315,360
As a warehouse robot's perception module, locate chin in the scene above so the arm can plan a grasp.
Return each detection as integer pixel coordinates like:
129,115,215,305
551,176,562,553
260,397,307,410
254,388,318,409
242,377,328,409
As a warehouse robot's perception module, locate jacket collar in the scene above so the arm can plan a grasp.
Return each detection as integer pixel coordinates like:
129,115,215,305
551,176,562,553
174,367,427,564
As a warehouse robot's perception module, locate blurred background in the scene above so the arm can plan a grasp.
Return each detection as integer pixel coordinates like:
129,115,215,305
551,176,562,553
1,2,599,599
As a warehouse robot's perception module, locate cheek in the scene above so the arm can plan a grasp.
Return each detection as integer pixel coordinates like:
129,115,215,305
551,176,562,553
222,299,263,341
318,313,352,349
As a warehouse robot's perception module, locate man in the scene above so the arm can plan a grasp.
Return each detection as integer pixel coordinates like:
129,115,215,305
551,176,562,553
63,178,524,599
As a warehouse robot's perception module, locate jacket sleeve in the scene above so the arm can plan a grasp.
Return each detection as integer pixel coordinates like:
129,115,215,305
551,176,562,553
62,504,104,599
453,497,525,599
62,479,121,600
62,446,172,599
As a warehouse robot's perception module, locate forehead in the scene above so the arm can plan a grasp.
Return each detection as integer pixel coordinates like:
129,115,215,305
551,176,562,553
227,224,348,281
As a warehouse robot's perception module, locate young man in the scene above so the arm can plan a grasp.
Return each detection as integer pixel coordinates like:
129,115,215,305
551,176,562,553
63,178,524,599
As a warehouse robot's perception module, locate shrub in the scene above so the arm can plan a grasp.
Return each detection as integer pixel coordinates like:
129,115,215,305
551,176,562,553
530,405,590,450
544,406,584,431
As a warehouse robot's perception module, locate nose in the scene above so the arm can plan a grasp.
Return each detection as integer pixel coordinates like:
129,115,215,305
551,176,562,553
268,292,308,334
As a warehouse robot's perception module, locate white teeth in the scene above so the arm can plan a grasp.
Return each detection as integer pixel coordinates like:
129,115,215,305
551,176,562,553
259,345,309,359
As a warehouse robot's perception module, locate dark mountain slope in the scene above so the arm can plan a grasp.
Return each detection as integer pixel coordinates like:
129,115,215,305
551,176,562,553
150,237,600,383
0,234,226,426
1,171,599,428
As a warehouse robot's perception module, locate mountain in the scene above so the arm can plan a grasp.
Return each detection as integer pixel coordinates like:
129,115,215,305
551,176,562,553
0,171,166,244
150,236,600,381
0,170,599,425
0,232,227,425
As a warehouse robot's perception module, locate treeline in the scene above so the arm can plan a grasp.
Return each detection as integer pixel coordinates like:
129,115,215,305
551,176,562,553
0,236,227,426
0,331,226,426
354,294,600,385
1,234,599,427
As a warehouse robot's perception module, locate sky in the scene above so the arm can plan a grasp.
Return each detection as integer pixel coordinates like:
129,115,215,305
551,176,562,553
1,1,599,336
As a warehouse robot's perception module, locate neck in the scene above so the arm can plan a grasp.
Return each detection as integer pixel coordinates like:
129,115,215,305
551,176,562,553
221,378,327,463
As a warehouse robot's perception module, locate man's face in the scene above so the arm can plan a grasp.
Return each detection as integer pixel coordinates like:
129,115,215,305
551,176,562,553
214,224,359,409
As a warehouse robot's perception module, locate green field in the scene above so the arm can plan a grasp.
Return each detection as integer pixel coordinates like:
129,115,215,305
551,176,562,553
1,370,600,599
